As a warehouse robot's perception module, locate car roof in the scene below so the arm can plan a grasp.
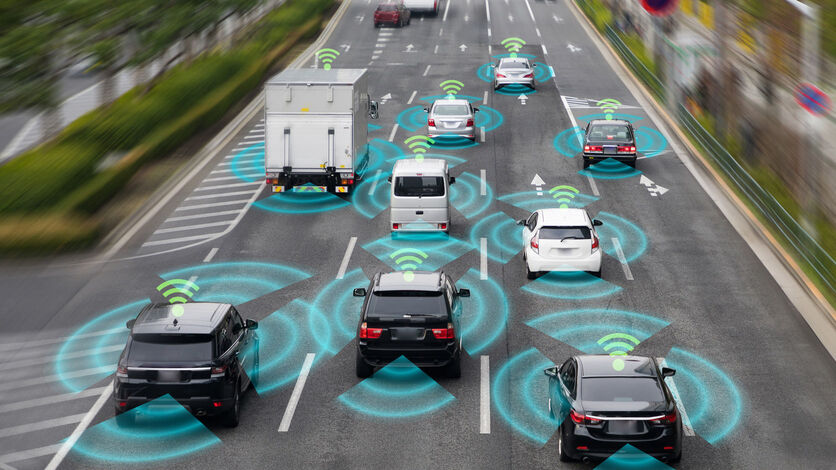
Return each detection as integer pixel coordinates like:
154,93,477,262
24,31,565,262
392,158,447,174
432,99,470,106
376,271,443,291
131,302,230,335
578,355,658,378
589,119,631,127
538,208,589,226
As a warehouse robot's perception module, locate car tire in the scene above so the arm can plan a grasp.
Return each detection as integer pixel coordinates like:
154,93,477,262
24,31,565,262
115,409,134,427
407,16,411,25
558,425,572,462
445,352,462,378
249,348,260,390
223,385,240,428
583,159,591,169
628,158,637,168
356,349,374,378
587,269,602,278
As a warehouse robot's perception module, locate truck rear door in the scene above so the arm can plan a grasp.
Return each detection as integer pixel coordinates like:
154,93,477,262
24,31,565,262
266,115,352,172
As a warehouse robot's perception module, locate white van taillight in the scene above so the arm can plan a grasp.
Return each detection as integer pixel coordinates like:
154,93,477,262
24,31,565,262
530,233,540,254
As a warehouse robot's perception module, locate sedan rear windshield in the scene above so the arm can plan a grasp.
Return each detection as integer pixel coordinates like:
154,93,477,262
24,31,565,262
367,291,448,319
377,4,397,11
432,105,470,116
588,124,631,142
499,59,530,69
129,334,213,362
394,176,445,197
538,226,591,239
582,378,664,402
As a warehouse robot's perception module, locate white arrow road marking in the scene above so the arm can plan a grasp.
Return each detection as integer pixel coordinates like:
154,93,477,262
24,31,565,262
380,93,392,104
405,44,415,52
553,14,563,23
518,94,528,106
340,44,351,52
640,175,670,196
531,174,545,195
567,43,582,53
459,44,468,52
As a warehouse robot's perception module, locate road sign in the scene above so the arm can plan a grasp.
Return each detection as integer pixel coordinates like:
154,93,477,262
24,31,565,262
796,83,831,116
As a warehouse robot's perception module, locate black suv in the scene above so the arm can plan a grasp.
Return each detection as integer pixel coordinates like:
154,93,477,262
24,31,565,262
353,271,470,378
114,303,259,427
581,119,638,168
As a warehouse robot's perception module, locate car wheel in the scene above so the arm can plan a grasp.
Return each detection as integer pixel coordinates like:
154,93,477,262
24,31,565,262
587,269,602,278
249,349,260,390
356,348,374,378
407,16,411,25
558,425,572,461
629,158,637,168
583,158,591,169
223,385,240,428
445,352,462,378
115,409,134,427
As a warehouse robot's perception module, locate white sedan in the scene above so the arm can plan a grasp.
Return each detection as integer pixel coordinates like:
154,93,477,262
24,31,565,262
517,208,603,279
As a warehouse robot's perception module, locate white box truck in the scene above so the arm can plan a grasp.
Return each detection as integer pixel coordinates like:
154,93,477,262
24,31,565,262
264,69,379,193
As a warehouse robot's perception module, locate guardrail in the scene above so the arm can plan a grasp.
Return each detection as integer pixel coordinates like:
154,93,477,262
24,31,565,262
575,0,836,301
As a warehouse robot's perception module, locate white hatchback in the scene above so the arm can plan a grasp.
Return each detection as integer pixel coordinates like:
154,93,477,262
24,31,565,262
517,208,603,279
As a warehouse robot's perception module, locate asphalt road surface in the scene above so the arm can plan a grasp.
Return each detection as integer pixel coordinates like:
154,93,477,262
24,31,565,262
1,0,834,469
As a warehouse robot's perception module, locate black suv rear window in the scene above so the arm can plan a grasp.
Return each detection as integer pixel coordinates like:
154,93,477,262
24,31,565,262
538,226,590,239
129,334,213,362
367,291,448,319
394,176,445,197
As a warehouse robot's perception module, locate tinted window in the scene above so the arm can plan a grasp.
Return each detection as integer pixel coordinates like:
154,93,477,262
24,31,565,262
526,212,537,230
582,378,665,402
538,226,591,239
588,124,631,142
433,104,470,115
367,291,448,319
394,176,445,197
231,309,244,335
129,334,213,362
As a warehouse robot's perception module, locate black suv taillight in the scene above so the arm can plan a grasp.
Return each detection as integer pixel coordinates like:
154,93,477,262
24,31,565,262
359,322,383,339
431,323,455,339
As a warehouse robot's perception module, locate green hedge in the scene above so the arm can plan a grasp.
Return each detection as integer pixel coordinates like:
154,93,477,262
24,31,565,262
0,0,333,216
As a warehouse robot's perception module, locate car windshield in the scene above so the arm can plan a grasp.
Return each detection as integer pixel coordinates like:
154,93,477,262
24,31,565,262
377,4,397,11
433,104,470,116
368,291,448,318
394,176,445,197
582,378,665,402
129,334,214,362
499,59,530,69
538,226,590,239
588,124,631,142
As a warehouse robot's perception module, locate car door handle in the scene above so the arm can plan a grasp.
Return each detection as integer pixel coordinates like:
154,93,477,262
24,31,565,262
415,210,423,215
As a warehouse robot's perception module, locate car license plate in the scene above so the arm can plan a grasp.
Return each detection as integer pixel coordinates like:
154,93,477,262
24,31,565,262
608,420,642,435
390,327,425,341
604,146,617,155
443,122,459,129
157,370,180,382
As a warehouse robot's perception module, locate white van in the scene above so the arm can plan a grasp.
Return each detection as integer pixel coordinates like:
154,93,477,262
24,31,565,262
390,159,453,232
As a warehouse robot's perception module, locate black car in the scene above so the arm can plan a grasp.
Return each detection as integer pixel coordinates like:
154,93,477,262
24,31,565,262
581,119,638,169
353,271,470,378
114,302,259,427
545,355,682,464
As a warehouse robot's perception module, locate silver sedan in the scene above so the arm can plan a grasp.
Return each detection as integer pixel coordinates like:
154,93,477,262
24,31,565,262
424,99,479,141
492,57,537,90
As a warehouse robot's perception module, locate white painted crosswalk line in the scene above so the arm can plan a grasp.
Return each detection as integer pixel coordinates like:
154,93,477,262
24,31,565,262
194,181,262,192
184,190,259,201
175,199,251,211
0,386,108,414
142,233,221,247
165,210,242,222
0,413,87,438
153,221,233,235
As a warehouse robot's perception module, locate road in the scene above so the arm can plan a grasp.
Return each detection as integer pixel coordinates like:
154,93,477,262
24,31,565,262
1,0,835,468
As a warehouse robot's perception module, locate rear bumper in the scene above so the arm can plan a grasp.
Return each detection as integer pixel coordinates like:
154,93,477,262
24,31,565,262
374,16,401,25
564,425,681,461
582,153,637,164
428,127,475,139
113,379,234,416
358,342,458,367
495,77,535,87
525,247,602,273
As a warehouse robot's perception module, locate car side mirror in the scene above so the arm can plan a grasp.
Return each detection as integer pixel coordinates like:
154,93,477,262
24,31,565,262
458,288,470,297
422,106,429,112
387,176,392,183
544,367,558,378
126,319,135,329
593,219,603,226
515,219,526,226
662,367,676,377
369,101,379,120
246,319,258,330
472,107,480,113
532,63,538,67
353,288,367,297
449,176,456,184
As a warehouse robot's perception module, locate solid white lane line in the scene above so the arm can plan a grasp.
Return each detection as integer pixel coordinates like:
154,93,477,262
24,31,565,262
536,27,542,38
7,345,123,370
559,95,582,143
166,210,241,223
142,233,220,247
541,44,548,55
422,65,432,77
0,366,113,392
0,329,123,352
485,0,491,22
610,237,634,281
337,237,358,280
278,353,316,432
480,126,486,143
0,445,61,466
480,238,488,280
656,358,696,437
407,90,417,104
44,382,113,470
0,413,87,438
185,190,258,201
480,355,490,434
480,169,487,196
368,170,382,196
482,91,488,105
0,386,108,415
388,124,399,142
194,181,262,191
587,175,600,196
434,44,439,54
153,221,232,235
204,247,219,263
175,199,250,211
443,0,451,21
524,0,536,22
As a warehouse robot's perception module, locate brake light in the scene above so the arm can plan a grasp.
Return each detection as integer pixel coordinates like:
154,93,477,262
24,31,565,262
530,233,539,253
523,73,534,78
617,145,637,154
118,401,127,408
439,223,447,230
213,401,223,408
428,118,436,127
496,73,507,78
651,412,677,425
584,145,603,153
116,364,128,376
570,410,602,425
431,323,456,339
577,446,589,451
211,365,227,375
392,223,399,229
591,234,599,251
466,118,474,127
341,179,354,185
359,322,383,339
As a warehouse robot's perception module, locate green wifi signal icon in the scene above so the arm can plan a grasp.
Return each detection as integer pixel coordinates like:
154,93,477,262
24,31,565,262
315,48,341,70
404,135,435,162
501,37,526,57
596,98,622,120
439,79,464,97
597,333,641,371
157,279,199,317
390,248,429,282
548,185,580,208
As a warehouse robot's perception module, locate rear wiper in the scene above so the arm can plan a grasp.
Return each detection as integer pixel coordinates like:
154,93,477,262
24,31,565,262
560,236,585,242
401,313,441,318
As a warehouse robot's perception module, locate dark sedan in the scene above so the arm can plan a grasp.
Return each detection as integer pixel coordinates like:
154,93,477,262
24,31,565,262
581,119,638,169
545,355,683,464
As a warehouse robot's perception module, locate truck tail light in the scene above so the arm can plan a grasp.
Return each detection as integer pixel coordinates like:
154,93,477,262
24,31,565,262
359,322,383,339
431,323,455,339
584,145,603,153
392,223,399,230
